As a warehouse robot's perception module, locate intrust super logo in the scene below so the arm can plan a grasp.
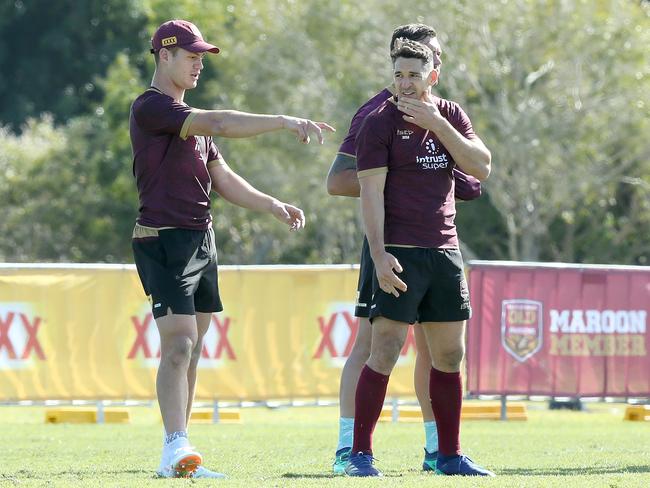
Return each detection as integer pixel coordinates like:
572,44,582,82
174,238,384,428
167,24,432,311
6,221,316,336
128,305,236,368
313,302,415,367
0,303,46,369
416,138,449,170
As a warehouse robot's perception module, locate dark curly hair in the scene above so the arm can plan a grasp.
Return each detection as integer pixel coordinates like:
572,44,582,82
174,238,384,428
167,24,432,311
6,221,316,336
390,38,434,68
390,24,436,51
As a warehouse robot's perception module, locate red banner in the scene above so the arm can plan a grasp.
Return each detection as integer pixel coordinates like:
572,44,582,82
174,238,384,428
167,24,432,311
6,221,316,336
466,262,650,397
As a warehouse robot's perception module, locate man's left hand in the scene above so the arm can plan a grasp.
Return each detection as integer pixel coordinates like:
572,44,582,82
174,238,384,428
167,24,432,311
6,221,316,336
270,200,306,230
397,94,442,131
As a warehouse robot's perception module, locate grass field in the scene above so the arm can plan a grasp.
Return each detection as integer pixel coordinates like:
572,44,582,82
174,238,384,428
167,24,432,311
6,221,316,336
1,401,649,487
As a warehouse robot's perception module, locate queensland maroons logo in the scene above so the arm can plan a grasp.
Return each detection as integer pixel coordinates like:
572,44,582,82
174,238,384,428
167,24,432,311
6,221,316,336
501,300,543,362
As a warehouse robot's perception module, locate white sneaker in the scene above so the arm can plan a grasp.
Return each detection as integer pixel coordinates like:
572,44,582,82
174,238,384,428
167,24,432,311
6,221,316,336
191,465,227,479
156,437,202,478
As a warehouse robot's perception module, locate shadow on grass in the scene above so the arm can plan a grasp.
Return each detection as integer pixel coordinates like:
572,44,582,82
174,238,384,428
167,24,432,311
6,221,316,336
498,465,650,476
2,469,151,482
282,472,405,479
52,469,151,476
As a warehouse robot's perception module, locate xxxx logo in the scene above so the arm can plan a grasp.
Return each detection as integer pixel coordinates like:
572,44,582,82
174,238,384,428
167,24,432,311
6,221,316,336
313,304,416,363
0,304,46,366
128,311,236,364
313,309,359,359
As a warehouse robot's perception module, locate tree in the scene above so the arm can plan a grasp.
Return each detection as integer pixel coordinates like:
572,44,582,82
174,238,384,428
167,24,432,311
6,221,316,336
0,0,149,129
1,0,648,265
439,0,650,263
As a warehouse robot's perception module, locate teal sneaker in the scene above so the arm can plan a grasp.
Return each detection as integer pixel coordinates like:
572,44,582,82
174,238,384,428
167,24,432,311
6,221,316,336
436,454,495,476
422,448,438,471
332,447,351,475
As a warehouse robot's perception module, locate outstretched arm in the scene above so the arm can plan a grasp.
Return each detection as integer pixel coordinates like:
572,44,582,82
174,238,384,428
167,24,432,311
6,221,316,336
209,162,305,230
189,110,334,143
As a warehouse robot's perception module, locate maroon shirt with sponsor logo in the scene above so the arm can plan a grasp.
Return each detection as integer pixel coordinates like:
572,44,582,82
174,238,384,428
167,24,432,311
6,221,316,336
129,88,221,230
338,88,481,201
356,96,476,248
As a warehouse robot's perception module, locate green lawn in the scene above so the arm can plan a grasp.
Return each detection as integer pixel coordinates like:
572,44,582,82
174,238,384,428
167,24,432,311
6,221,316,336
1,401,649,487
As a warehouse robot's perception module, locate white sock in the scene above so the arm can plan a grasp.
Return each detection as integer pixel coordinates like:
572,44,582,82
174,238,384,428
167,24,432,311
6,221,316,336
337,417,354,451
424,421,438,453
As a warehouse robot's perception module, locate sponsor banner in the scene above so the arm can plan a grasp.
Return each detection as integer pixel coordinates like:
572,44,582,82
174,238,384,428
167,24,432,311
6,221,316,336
0,265,417,401
466,262,650,396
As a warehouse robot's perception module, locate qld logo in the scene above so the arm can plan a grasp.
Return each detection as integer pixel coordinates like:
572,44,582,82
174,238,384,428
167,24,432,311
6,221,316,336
501,300,543,362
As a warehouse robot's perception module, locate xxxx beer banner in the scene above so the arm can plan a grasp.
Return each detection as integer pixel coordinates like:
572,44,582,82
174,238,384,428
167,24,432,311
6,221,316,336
466,261,650,397
0,264,418,401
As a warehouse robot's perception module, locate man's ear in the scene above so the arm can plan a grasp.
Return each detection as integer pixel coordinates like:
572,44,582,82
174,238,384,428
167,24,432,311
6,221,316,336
160,48,170,63
428,70,439,86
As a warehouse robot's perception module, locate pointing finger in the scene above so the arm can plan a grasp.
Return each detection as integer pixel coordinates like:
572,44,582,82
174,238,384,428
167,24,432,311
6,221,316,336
316,122,336,133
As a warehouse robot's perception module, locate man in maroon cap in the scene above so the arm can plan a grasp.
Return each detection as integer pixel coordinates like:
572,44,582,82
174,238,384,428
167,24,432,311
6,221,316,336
130,19,334,479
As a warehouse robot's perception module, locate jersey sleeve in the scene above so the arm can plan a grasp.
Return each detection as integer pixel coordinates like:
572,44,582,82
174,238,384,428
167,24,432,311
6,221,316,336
206,138,225,169
445,102,481,200
133,93,196,140
338,105,372,158
448,103,476,140
337,89,391,158
356,111,391,178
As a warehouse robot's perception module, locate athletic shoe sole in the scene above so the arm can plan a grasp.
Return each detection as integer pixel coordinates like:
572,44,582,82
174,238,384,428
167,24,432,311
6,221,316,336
171,453,202,477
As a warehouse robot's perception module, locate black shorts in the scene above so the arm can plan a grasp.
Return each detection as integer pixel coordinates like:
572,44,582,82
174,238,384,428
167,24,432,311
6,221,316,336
132,226,223,319
354,237,373,318
369,247,471,324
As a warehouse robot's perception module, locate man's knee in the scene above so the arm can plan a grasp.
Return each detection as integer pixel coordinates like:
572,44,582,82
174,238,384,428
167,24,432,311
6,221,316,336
162,335,195,367
188,338,204,366
436,346,465,371
348,338,371,364
368,335,404,373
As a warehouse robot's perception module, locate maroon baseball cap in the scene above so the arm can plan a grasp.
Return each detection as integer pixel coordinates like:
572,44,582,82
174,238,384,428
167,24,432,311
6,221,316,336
150,20,220,54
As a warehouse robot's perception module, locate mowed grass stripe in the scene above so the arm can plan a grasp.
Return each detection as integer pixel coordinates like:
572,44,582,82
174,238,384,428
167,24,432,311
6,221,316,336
1,402,649,487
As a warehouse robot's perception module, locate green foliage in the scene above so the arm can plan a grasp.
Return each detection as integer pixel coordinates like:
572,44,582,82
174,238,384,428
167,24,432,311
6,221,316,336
0,0,149,129
0,0,648,264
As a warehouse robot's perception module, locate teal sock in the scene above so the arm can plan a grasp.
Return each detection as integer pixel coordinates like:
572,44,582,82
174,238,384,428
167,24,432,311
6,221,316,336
337,417,354,451
424,420,439,453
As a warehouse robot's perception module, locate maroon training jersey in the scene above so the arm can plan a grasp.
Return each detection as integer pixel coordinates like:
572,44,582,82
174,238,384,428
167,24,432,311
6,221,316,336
356,96,476,248
129,88,222,230
338,87,481,201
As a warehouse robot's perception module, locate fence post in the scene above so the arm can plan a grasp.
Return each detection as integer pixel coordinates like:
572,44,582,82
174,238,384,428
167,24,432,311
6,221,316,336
391,397,399,423
96,400,105,424
212,400,220,424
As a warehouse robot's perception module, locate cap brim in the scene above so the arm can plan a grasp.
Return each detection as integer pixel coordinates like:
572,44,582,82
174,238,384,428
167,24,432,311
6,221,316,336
184,41,220,54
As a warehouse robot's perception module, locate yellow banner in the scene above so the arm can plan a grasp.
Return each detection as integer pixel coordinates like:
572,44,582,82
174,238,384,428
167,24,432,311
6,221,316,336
0,265,418,401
